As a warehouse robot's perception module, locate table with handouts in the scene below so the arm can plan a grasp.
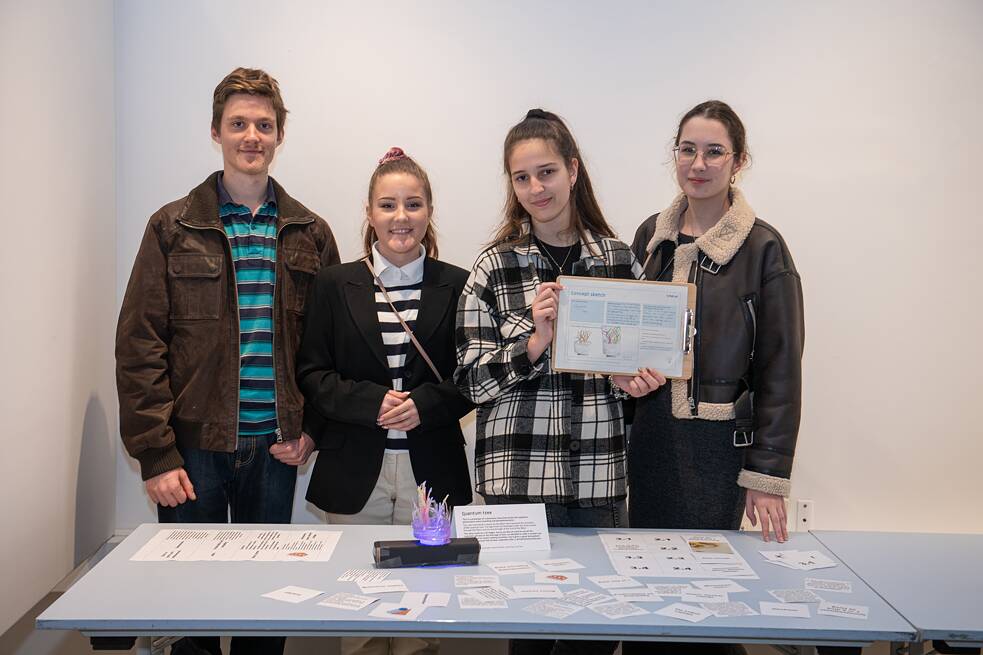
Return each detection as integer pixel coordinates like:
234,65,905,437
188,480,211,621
38,523,922,654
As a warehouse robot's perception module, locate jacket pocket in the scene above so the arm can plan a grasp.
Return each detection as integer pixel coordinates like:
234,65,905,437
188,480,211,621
282,248,320,313
168,254,224,320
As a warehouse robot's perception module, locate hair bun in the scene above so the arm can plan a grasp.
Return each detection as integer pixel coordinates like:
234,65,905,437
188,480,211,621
525,108,553,121
378,146,408,166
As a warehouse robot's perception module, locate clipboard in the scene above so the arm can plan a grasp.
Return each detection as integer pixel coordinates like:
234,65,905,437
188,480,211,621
550,275,697,379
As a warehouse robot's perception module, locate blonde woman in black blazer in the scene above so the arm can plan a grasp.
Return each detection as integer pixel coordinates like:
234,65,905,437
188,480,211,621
297,149,472,655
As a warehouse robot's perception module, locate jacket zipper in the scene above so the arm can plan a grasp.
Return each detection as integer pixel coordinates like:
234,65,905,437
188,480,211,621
744,296,757,363
687,259,701,415
178,221,241,450
272,216,315,443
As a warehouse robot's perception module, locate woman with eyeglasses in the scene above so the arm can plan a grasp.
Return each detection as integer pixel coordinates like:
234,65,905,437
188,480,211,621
627,101,804,653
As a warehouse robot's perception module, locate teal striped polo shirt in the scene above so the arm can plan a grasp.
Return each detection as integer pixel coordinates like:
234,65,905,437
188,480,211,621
217,175,279,438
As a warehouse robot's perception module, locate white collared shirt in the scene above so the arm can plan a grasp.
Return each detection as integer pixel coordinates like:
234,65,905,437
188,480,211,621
372,243,426,288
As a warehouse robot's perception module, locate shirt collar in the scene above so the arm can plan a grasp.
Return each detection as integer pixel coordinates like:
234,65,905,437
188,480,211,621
371,242,426,286
216,173,277,209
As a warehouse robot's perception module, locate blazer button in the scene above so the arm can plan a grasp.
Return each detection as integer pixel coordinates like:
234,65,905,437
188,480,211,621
569,440,581,452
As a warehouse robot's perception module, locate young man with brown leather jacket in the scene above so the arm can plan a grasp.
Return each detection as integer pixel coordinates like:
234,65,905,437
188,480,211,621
115,67,339,655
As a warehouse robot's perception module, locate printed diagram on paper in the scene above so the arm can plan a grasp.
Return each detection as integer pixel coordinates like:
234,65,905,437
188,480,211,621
600,532,758,579
553,277,691,378
130,528,342,562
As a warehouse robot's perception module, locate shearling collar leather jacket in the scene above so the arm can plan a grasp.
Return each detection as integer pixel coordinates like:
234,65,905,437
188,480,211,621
631,188,804,497
116,172,339,480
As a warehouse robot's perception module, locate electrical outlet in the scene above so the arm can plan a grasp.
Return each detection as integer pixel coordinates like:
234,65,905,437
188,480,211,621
796,499,814,531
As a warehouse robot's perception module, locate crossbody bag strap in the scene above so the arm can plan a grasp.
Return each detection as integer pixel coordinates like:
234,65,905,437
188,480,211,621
363,259,443,382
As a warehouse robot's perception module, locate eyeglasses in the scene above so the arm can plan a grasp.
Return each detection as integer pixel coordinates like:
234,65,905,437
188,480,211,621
673,144,734,166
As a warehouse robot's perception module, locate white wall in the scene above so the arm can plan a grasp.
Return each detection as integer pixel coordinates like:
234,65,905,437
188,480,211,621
114,0,983,533
0,0,117,635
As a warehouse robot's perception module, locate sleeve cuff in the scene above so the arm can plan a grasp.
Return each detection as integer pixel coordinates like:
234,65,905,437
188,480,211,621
737,469,791,497
512,337,547,377
137,446,185,481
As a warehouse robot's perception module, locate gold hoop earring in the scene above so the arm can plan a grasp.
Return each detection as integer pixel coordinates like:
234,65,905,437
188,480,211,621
730,174,737,185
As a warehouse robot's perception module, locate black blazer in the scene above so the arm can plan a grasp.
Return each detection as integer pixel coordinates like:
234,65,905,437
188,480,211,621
297,257,474,514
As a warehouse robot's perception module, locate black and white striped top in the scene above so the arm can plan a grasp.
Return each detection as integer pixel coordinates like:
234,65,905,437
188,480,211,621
371,244,426,452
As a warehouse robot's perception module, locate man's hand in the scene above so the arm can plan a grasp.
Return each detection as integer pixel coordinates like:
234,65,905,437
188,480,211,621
270,432,316,466
145,468,196,507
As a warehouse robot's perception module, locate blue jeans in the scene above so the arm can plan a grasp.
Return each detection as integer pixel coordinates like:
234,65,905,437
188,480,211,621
481,496,626,655
159,434,297,655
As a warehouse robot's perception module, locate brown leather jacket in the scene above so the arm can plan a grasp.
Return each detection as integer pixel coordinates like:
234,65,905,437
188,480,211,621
116,172,340,480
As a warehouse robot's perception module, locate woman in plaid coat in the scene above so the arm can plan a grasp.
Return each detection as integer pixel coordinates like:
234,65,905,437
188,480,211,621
455,109,664,655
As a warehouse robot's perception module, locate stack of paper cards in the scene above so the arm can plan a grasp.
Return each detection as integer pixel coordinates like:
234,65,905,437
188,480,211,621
759,549,837,571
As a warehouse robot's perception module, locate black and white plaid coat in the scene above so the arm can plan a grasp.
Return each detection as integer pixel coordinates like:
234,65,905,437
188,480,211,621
455,225,642,506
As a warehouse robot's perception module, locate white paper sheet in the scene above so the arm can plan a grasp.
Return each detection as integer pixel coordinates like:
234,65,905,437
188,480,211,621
767,589,823,604
534,571,580,585
454,504,550,552
357,579,409,595
534,558,586,571
818,601,869,620
368,602,426,620
682,590,729,604
458,595,508,609
587,575,643,590
454,575,500,588
612,589,665,603
522,600,584,619
600,533,758,579
701,601,759,618
589,601,649,619
653,602,712,623
130,528,342,563
511,585,564,599
692,579,749,593
805,578,853,594
485,561,537,576
261,585,323,604
760,601,811,618
401,592,450,607
318,592,378,611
